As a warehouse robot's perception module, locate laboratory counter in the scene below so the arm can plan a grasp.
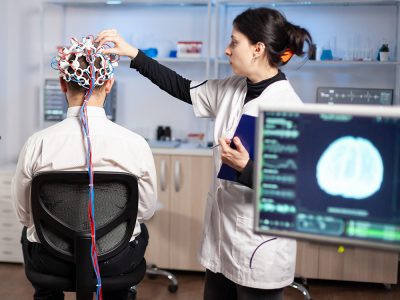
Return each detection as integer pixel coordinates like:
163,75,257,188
149,141,213,156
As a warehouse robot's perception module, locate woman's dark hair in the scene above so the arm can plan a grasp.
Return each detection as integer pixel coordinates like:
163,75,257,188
233,7,313,67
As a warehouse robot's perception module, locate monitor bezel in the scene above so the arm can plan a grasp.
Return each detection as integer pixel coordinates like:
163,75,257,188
254,104,400,251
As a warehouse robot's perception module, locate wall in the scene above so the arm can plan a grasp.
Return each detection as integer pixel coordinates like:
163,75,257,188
0,0,7,164
2,0,44,164
2,1,399,164
2,0,27,165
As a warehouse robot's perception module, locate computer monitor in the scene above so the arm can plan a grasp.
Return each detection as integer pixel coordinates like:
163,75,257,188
254,104,400,251
43,79,117,122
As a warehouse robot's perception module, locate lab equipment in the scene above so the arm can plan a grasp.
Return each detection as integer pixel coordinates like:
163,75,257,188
378,44,389,61
169,50,177,58
320,49,333,60
52,37,117,89
141,48,158,58
156,126,165,140
164,126,171,140
176,41,202,58
156,125,172,141
316,87,393,106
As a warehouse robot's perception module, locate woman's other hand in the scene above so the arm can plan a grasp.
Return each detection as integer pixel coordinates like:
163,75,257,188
95,29,139,60
219,137,249,172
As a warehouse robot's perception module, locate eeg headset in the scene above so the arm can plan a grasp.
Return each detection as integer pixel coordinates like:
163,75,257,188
52,36,118,89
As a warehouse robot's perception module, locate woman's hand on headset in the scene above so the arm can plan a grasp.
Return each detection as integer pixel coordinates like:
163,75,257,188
96,29,139,60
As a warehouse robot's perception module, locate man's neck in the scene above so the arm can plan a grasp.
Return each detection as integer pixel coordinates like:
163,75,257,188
67,94,105,107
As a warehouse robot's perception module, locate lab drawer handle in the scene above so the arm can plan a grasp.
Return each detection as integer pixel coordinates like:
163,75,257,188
160,160,167,192
2,237,12,242
1,209,13,214
2,180,12,185
2,250,12,255
174,160,181,192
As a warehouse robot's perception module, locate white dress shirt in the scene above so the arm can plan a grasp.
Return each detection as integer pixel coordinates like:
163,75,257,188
12,106,157,243
190,75,301,289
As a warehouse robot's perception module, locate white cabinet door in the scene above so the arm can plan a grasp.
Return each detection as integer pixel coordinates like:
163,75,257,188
169,155,212,271
145,154,212,271
0,169,23,263
145,154,172,269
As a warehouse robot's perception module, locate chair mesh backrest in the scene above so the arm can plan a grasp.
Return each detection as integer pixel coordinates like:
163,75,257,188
38,181,130,256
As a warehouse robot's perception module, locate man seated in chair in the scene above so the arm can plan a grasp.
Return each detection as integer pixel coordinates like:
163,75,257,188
11,36,157,300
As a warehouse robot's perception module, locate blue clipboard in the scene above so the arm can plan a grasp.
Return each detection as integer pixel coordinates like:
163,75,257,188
217,114,256,182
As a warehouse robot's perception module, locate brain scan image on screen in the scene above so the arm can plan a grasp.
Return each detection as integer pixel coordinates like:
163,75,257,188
316,136,384,199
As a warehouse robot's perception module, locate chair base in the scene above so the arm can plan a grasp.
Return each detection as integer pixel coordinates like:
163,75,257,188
128,286,137,300
146,264,178,293
289,281,311,300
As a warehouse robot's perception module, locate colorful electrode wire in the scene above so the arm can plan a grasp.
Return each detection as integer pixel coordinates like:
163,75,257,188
52,36,119,300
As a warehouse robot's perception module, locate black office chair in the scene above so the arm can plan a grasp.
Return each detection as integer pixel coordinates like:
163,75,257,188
23,171,147,300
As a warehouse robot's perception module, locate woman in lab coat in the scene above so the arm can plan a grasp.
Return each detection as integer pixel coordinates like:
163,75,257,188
97,7,312,300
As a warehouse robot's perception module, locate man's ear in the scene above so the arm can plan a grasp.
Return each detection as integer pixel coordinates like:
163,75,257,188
59,78,68,93
104,78,115,94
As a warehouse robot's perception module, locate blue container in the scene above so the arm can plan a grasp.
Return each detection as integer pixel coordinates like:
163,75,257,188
169,50,177,58
141,48,158,58
320,49,333,61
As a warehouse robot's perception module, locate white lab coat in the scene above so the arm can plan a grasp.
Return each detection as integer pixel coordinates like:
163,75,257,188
190,75,302,289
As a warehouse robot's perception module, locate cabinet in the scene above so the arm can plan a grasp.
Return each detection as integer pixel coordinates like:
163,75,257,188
215,0,400,103
144,152,213,271
296,241,399,284
0,165,23,263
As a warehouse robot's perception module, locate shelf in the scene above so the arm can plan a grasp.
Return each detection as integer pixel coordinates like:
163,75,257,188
294,60,400,67
217,0,400,7
45,53,209,65
216,58,400,67
158,57,209,63
44,0,210,7
119,56,209,63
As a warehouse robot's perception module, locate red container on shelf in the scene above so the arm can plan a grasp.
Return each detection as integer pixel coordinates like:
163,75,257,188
177,41,203,58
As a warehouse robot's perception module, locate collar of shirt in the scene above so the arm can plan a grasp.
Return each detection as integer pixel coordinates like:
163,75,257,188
244,71,287,105
66,106,107,118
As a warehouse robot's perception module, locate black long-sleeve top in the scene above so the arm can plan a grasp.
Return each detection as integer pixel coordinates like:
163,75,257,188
130,50,286,188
